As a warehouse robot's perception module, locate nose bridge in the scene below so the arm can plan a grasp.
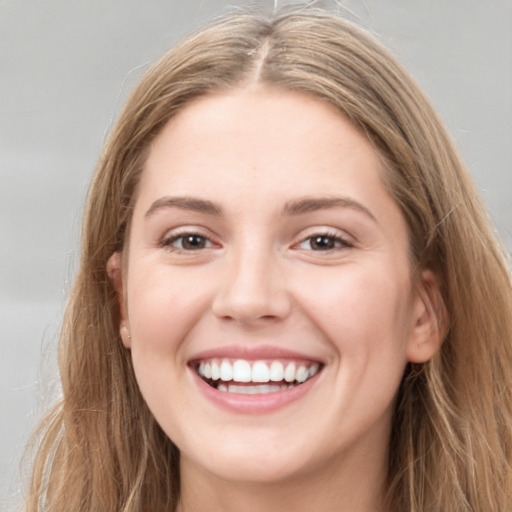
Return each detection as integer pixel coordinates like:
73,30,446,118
212,235,290,322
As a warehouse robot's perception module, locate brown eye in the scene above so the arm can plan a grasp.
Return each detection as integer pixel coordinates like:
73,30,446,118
297,232,351,251
163,233,213,251
180,235,208,250
310,235,337,250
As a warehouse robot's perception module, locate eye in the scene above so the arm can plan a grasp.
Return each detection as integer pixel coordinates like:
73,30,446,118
161,232,214,251
297,232,352,251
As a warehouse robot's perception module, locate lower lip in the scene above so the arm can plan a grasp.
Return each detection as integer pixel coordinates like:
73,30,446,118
191,369,321,414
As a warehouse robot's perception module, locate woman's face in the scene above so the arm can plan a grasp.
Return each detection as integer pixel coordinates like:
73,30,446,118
111,87,440,486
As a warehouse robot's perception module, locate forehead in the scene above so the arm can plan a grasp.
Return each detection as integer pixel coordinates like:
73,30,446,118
138,87,387,207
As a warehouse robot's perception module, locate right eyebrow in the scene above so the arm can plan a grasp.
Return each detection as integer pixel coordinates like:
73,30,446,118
144,196,224,218
282,195,377,223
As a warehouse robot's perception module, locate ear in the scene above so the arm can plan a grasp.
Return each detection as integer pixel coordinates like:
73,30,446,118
107,252,131,348
406,270,447,363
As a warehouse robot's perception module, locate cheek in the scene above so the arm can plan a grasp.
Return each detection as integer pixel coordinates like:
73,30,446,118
126,262,211,355
124,265,201,431
297,263,413,354
295,264,413,413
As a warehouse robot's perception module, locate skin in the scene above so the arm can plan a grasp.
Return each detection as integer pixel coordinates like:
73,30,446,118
108,86,442,512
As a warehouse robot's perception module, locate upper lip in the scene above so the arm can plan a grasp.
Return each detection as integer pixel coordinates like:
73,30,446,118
188,344,324,364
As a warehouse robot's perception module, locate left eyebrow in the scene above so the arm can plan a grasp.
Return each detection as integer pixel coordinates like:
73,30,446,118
282,196,377,223
145,196,224,218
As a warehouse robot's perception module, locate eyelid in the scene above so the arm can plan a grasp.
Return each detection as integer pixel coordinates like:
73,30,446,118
292,227,354,251
159,226,221,252
157,225,354,253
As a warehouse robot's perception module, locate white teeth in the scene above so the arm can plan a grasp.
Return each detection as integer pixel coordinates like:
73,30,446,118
296,366,308,383
218,383,292,394
211,361,220,381
251,361,270,382
269,361,284,381
229,384,257,394
196,358,321,385
220,360,233,381
284,362,296,382
308,363,319,378
261,384,281,393
232,360,252,382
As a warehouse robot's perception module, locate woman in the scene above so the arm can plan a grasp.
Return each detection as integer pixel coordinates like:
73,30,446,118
26,7,512,512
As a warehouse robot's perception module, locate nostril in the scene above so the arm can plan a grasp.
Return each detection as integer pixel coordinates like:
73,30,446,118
210,259,292,322
212,293,291,323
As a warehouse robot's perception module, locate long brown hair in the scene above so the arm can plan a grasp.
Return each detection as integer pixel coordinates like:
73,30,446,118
26,8,512,511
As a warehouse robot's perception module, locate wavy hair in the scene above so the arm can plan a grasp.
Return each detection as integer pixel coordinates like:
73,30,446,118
26,8,512,511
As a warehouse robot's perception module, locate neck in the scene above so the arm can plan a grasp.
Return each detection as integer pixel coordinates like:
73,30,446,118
176,447,389,512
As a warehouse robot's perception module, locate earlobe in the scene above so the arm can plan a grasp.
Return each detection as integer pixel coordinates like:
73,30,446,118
119,323,132,348
107,252,132,348
406,270,447,363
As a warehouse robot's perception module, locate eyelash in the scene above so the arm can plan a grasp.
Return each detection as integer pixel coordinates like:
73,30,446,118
160,231,215,252
160,230,352,253
295,231,353,252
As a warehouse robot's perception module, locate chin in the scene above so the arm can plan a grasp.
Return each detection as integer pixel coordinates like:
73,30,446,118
179,427,317,485
195,453,307,485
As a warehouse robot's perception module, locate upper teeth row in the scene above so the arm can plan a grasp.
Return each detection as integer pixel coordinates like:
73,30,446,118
197,359,320,384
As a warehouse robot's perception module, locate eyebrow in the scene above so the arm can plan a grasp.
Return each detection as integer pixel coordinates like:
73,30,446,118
144,194,376,222
145,196,223,218
283,196,377,222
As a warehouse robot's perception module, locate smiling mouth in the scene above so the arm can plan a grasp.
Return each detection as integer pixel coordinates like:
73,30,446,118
192,358,322,394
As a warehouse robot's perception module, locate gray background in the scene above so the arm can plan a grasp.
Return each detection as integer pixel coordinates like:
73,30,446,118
1,0,511,508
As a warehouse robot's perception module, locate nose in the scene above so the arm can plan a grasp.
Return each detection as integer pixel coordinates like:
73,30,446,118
211,246,292,324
